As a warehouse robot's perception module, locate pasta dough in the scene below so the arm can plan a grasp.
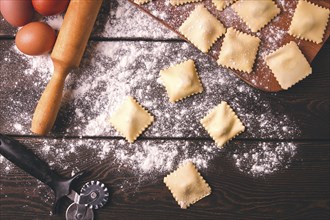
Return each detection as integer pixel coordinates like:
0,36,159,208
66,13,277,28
109,96,154,143
212,0,238,11
289,0,330,44
265,41,312,90
232,0,280,32
164,161,211,209
134,0,151,4
160,59,203,103
179,5,226,53
201,101,245,148
217,27,261,73
170,0,202,6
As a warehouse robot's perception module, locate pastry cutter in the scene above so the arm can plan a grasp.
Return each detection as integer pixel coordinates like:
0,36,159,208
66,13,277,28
0,134,109,220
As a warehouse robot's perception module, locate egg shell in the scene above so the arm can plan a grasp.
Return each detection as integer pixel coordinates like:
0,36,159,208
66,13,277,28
0,0,34,27
15,22,56,56
32,0,70,16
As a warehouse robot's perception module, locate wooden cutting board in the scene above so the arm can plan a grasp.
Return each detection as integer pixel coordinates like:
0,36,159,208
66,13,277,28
128,0,330,92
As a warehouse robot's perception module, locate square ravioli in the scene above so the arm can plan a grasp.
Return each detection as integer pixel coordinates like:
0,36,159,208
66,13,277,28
232,0,280,32
134,0,151,4
217,27,261,73
179,5,226,53
170,0,202,6
265,41,312,90
288,0,330,44
160,59,203,103
164,161,211,209
201,101,245,148
109,96,154,143
212,0,238,11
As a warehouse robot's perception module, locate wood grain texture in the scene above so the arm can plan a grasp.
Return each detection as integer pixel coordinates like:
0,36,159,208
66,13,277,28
129,0,330,92
0,0,329,219
0,138,329,219
0,0,177,40
0,40,328,139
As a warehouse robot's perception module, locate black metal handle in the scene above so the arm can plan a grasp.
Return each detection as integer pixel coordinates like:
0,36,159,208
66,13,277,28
0,134,61,188
0,133,86,215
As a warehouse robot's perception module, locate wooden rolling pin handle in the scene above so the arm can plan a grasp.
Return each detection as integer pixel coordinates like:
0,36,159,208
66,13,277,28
31,62,71,135
30,0,103,135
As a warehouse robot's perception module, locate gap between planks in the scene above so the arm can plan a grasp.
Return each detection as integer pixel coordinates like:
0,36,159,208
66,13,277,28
3,134,330,142
0,36,184,42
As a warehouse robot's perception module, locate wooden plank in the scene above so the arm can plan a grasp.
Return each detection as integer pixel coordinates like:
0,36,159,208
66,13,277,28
2,0,329,92
0,40,329,139
0,138,329,219
0,0,177,40
130,0,330,92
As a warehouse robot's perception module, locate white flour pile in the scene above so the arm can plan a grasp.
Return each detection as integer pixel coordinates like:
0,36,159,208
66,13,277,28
0,0,300,178
232,142,297,177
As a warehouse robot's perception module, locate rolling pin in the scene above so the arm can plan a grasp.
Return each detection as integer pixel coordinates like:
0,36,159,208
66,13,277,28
31,0,103,135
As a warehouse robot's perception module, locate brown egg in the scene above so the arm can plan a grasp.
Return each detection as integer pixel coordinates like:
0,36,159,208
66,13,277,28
0,0,34,27
32,0,69,16
15,22,56,56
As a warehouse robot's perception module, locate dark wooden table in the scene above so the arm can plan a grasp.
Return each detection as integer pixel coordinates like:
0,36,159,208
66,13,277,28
1,0,329,219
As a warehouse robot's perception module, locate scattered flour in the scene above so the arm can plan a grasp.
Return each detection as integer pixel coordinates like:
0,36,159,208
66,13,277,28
42,15,64,31
99,0,177,39
0,138,217,176
0,0,300,180
233,142,297,177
